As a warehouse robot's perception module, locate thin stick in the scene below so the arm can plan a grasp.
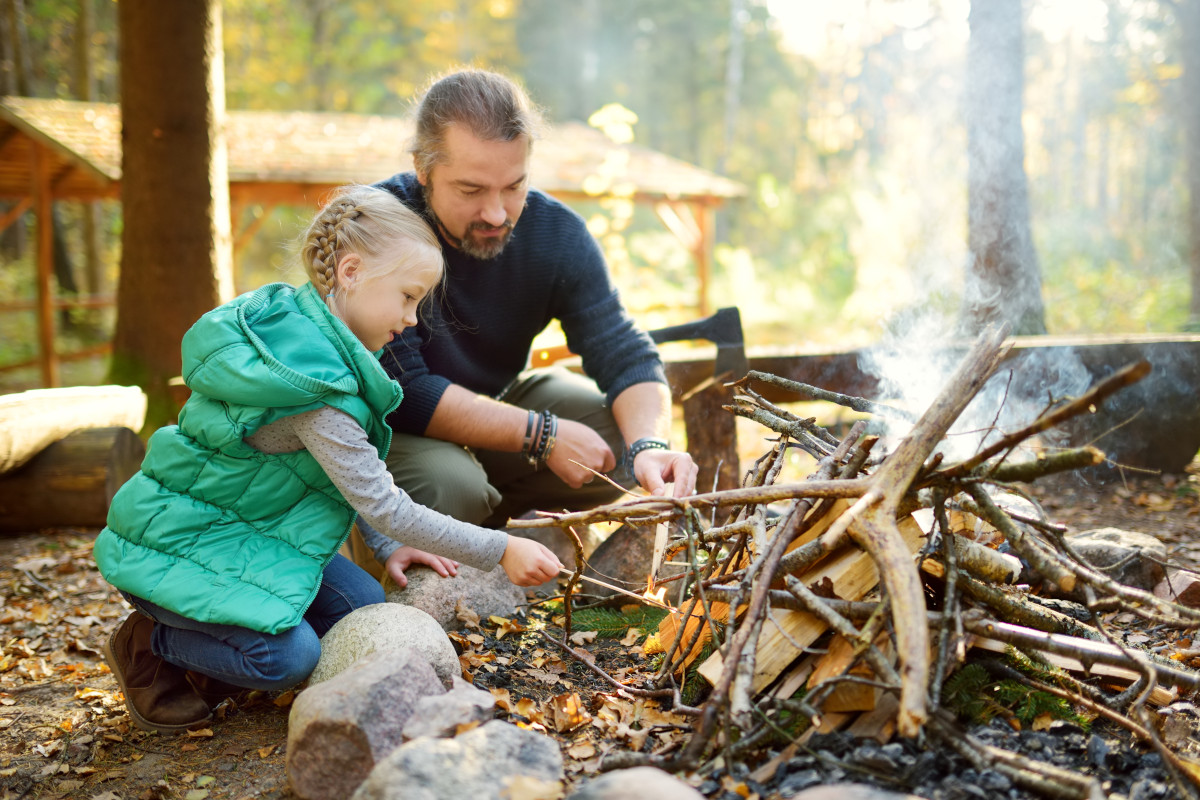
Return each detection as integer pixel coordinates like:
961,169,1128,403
559,567,675,611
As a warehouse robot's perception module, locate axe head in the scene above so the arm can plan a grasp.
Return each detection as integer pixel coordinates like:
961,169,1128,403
648,306,748,380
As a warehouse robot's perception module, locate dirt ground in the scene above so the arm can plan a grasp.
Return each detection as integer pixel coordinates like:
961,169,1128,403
1,460,1199,800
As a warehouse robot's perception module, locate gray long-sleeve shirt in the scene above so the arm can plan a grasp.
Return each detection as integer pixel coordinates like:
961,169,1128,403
246,406,507,569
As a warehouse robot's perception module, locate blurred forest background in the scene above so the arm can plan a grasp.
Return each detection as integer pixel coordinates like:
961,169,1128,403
0,0,1195,390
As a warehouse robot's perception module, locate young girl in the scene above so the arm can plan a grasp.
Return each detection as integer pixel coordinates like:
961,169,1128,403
93,185,562,734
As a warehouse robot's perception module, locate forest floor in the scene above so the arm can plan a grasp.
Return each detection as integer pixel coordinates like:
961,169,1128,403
2,460,1200,800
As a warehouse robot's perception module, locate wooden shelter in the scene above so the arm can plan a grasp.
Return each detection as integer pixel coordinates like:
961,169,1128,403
0,96,745,387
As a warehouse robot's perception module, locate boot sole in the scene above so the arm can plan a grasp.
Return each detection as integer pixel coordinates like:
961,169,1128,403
102,623,213,734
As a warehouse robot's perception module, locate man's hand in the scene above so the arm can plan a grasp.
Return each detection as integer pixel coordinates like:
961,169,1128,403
385,546,460,589
545,418,617,487
499,535,563,587
633,448,698,497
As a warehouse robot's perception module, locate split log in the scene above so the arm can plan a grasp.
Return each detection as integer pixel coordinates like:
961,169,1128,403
0,426,144,532
0,385,147,474
696,509,926,692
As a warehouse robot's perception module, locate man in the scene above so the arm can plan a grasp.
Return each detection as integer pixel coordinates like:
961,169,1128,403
361,68,698,586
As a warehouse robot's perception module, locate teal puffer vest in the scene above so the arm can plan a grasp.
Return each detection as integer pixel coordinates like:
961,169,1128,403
93,282,402,634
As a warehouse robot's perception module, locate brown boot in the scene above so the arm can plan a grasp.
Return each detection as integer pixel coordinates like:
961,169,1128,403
102,611,212,733
186,670,253,710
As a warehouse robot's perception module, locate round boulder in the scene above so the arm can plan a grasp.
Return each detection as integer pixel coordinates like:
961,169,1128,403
311,604,459,687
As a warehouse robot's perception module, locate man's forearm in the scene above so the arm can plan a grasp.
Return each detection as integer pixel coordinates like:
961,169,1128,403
611,381,673,447
423,384,528,451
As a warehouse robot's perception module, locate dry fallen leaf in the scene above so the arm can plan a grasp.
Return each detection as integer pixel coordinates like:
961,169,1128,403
620,627,643,647
502,775,563,800
185,727,214,738
456,598,482,631
548,692,592,733
568,630,597,646
273,690,296,707
258,744,276,758
575,740,602,764
490,615,526,640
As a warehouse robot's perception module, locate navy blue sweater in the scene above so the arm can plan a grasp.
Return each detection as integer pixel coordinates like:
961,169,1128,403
375,172,667,436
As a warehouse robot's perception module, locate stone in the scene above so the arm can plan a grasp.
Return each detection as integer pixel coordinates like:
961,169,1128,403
350,720,564,800
566,766,705,800
310,604,460,687
785,784,924,800
286,648,445,800
384,563,525,632
401,676,496,740
1065,527,1167,593
581,523,684,603
1154,568,1200,608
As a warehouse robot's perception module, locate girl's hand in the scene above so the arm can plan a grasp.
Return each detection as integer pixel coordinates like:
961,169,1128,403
385,546,460,589
499,536,563,587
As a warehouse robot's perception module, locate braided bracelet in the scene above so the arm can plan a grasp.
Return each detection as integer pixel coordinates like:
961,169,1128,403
520,410,538,461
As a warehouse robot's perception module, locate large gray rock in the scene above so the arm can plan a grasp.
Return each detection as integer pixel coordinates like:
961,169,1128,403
286,648,445,800
401,676,496,740
567,767,704,800
1065,527,1167,593
310,604,460,686
384,564,525,632
350,720,564,800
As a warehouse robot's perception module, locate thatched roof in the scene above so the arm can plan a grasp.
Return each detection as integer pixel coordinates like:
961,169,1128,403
0,96,746,206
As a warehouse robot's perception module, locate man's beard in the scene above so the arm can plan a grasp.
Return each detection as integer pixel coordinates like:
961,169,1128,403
422,182,514,260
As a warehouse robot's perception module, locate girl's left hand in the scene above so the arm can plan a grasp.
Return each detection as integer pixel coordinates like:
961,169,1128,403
385,546,460,589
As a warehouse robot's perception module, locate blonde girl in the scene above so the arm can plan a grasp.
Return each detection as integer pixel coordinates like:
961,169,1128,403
94,185,561,734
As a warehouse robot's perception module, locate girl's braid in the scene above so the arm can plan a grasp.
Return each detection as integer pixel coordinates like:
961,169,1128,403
311,198,362,300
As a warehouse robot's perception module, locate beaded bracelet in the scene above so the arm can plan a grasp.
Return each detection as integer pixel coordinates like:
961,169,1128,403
540,412,559,461
626,437,669,465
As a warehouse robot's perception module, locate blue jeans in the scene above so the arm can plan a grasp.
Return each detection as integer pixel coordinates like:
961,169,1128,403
123,554,384,691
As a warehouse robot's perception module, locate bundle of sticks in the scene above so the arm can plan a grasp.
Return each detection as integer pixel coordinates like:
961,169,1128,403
510,326,1200,800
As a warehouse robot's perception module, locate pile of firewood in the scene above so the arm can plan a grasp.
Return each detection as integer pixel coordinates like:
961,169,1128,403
512,326,1200,800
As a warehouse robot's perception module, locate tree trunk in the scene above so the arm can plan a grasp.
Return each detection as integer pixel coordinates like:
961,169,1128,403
111,0,233,431
75,0,104,301
1184,0,1200,330
962,0,1046,336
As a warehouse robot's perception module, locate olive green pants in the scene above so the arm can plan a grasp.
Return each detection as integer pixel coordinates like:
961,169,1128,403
389,367,631,528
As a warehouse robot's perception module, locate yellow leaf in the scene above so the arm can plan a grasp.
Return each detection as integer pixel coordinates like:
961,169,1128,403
258,745,275,758
184,790,209,800
273,690,296,707
490,616,526,640
185,728,214,738
620,628,642,647
196,775,215,787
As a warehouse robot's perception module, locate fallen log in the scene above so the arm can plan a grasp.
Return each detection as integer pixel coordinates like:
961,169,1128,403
0,426,143,532
0,385,146,474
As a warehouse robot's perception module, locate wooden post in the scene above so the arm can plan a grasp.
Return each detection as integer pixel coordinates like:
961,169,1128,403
694,201,714,317
33,142,58,387
681,374,739,495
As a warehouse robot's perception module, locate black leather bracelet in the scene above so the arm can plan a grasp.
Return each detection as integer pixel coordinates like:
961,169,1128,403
626,437,669,464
